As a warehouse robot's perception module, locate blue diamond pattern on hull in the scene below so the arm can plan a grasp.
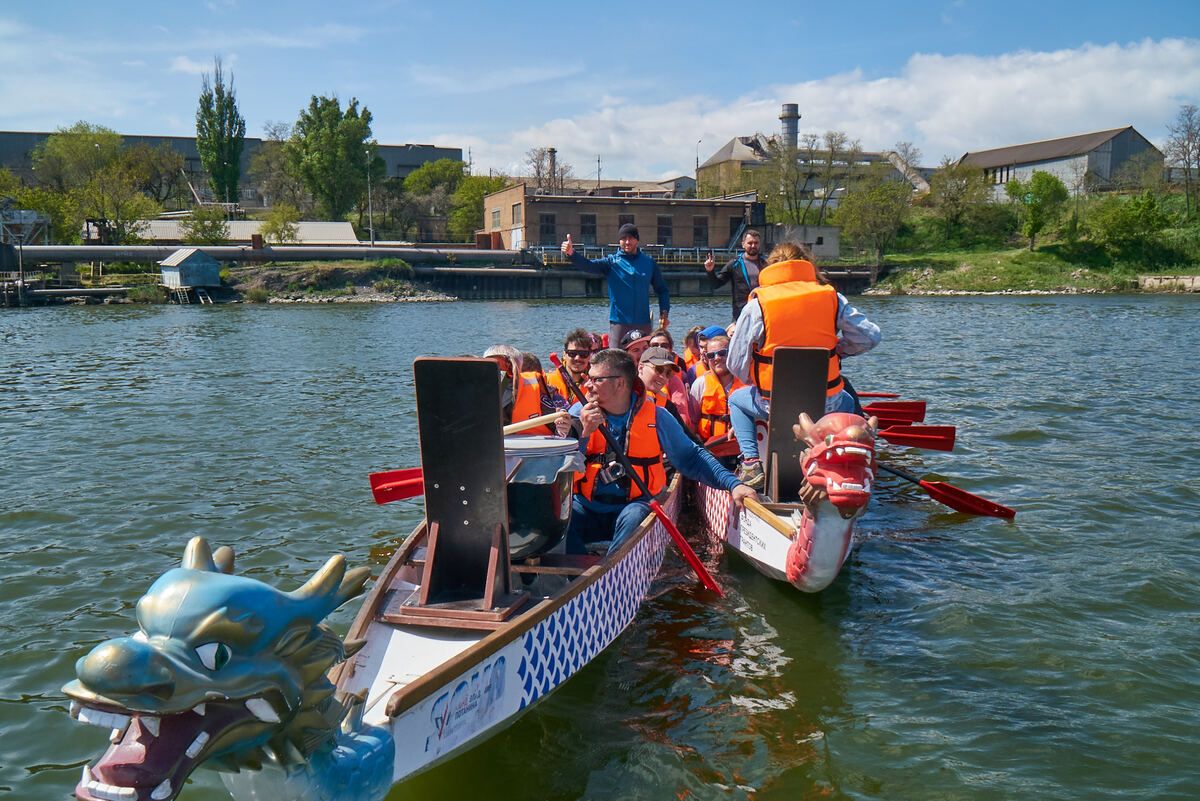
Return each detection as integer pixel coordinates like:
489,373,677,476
516,507,673,710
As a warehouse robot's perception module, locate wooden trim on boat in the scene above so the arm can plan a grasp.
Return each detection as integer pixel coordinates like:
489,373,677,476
744,496,798,539
381,475,681,719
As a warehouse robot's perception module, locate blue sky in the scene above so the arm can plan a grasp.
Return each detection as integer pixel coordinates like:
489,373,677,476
1,0,1198,179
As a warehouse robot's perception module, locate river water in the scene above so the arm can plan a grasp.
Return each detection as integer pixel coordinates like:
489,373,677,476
2,294,1197,800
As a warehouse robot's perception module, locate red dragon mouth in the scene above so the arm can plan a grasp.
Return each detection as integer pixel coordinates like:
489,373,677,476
70,698,270,801
798,412,878,517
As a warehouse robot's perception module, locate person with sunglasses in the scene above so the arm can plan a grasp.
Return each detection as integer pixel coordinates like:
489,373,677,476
688,334,745,444
484,344,571,436
638,346,698,437
566,349,757,555
546,328,594,401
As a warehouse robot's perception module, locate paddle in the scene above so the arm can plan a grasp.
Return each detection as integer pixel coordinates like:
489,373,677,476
877,463,1016,518
550,353,724,596
876,424,956,452
702,433,742,458
369,411,569,504
863,401,926,423
858,391,901,399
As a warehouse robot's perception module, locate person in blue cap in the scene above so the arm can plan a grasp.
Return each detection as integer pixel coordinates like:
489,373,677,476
561,223,670,346
686,325,727,384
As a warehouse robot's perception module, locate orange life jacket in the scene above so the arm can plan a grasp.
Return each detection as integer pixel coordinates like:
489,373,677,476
748,260,842,399
574,395,667,502
683,348,701,371
697,371,745,440
545,365,581,402
511,371,556,435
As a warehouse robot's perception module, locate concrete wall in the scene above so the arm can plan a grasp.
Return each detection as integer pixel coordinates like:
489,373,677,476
770,224,841,260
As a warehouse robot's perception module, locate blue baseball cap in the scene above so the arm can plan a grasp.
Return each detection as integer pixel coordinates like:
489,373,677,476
699,325,727,338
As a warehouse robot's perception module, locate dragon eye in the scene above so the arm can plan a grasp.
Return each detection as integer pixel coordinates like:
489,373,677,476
824,434,835,445
196,642,232,671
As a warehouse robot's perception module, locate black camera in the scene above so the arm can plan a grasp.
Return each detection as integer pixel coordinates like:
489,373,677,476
597,459,627,485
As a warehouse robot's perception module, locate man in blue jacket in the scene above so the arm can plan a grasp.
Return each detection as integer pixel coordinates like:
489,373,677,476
561,223,670,346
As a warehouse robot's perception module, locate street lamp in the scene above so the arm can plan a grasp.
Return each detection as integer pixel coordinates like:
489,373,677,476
365,150,375,246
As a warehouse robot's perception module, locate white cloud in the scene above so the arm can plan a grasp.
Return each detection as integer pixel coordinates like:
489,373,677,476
408,63,584,95
457,38,1200,178
169,55,209,75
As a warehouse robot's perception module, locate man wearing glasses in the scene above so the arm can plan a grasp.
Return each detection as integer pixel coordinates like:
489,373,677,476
688,334,745,443
547,328,595,400
567,349,757,555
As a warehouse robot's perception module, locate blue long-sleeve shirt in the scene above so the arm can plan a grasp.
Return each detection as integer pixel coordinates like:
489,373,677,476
568,398,739,513
567,249,670,325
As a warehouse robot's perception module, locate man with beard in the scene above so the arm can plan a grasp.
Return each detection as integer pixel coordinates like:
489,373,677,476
704,228,764,321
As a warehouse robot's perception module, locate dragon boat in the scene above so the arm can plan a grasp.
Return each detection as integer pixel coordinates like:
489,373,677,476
693,347,879,593
62,357,684,801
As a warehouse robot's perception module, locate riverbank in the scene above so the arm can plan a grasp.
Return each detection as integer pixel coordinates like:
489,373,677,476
224,261,456,303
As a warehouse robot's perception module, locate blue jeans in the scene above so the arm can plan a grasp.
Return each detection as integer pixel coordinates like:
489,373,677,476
728,386,857,461
565,496,651,556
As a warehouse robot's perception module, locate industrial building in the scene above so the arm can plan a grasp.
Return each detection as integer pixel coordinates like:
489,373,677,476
957,127,1163,194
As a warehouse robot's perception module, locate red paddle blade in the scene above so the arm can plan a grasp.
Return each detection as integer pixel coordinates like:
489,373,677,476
649,499,724,596
920,478,1016,519
863,401,926,423
858,391,901,399
369,467,425,504
877,425,956,452
703,433,741,458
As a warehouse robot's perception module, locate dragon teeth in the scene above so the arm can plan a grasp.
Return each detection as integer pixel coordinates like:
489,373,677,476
185,731,209,759
78,708,131,731
150,779,173,800
141,716,160,738
245,697,280,723
85,780,136,800
193,703,206,716
109,728,123,743
70,701,81,719
81,764,91,785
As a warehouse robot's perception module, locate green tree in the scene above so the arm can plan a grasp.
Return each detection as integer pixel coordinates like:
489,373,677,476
1005,171,1069,250
287,95,375,219
929,158,992,242
122,143,186,206
196,59,246,206
14,186,82,243
1165,103,1200,219
77,159,160,244
180,204,230,245
260,202,300,244
248,121,310,211
832,166,911,265
1088,191,1172,255
447,175,507,241
31,122,122,192
403,158,465,196
0,167,19,197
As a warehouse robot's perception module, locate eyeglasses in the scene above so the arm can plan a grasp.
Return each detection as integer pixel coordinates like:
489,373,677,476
584,374,622,385
565,349,591,359
705,348,729,360
649,340,671,349
649,364,675,376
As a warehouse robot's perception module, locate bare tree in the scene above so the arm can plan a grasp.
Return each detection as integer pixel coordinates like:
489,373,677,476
1166,103,1200,219
525,147,574,193
815,130,850,225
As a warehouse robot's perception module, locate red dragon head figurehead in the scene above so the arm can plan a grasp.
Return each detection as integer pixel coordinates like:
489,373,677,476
793,412,878,518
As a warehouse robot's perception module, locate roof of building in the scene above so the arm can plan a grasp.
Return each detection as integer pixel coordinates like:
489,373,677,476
142,220,360,244
700,135,772,169
159,247,218,267
958,127,1153,169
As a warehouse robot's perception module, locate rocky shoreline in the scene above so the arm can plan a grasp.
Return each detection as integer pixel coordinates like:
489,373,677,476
264,286,456,303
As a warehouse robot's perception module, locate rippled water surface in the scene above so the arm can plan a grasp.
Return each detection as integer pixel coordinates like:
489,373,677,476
2,295,1197,800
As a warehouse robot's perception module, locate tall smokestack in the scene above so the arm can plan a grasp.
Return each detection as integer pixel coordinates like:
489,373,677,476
548,147,557,189
779,104,800,150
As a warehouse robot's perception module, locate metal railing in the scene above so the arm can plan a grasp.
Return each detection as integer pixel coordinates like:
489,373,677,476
529,244,742,267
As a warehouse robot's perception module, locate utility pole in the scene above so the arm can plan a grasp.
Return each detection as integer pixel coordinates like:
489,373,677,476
596,155,601,191
696,139,702,194
365,150,375,246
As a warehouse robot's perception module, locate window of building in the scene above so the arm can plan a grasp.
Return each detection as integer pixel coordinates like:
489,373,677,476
815,236,824,245
490,208,501,230
618,214,635,230
580,214,597,245
512,203,523,225
692,216,708,248
657,215,673,246
538,213,556,245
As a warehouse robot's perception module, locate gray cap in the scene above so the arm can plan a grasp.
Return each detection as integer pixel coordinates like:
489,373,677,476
639,346,676,367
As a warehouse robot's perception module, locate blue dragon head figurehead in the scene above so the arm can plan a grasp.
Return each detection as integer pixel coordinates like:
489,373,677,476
63,537,370,801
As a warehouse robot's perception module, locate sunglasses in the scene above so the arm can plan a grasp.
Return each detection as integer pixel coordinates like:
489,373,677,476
584,374,622,385
704,348,729,359
565,349,591,359
649,364,675,376
649,341,671,348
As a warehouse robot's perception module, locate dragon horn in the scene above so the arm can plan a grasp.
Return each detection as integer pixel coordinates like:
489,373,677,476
292,555,346,602
792,412,816,443
336,567,372,608
866,415,879,435
213,546,235,574
182,537,218,572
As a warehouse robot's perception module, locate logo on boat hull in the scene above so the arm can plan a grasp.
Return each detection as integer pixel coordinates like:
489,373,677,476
425,655,507,753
